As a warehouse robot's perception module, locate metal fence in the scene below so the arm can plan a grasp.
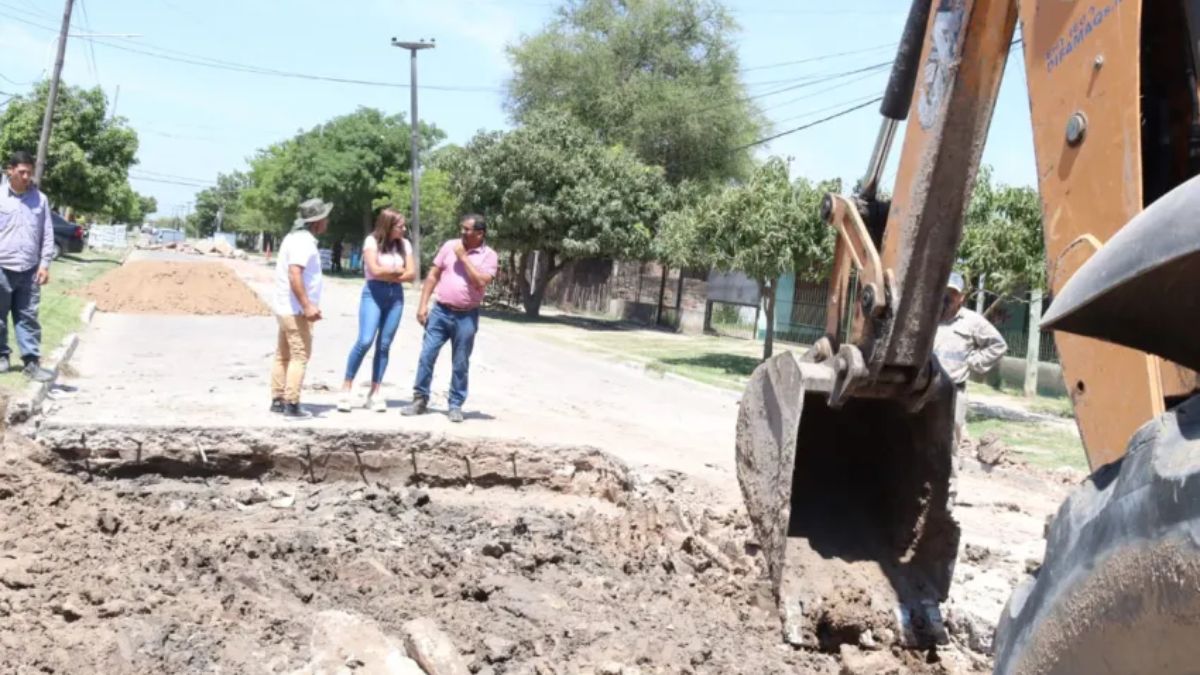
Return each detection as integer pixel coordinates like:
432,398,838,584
707,278,1062,364
999,324,1060,362
708,301,759,340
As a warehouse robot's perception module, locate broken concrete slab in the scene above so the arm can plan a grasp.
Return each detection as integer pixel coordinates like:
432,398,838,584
403,618,470,675
212,240,235,257
292,610,424,675
35,423,633,501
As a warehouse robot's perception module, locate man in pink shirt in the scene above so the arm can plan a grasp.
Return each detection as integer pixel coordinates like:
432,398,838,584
402,214,499,422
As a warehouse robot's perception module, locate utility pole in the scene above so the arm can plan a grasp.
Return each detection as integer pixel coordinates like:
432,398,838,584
36,0,75,185
391,37,435,282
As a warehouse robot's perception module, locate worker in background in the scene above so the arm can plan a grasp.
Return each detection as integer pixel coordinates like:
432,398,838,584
0,151,56,383
331,237,344,274
934,271,1008,450
269,198,331,418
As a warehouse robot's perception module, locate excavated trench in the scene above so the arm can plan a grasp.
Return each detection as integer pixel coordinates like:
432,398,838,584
0,424,989,673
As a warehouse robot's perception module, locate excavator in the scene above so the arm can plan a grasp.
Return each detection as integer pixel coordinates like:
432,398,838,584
735,0,1200,672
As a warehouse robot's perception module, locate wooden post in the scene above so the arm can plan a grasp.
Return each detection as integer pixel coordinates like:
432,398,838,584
1024,288,1043,397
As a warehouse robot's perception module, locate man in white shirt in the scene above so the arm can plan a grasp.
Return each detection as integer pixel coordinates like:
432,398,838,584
934,271,1008,449
270,198,331,417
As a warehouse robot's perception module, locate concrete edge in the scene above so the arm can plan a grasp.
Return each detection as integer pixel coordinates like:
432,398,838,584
967,398,1077,431
5,333,80,426
32,421,668,504
79,300,97,325
6,298,99,427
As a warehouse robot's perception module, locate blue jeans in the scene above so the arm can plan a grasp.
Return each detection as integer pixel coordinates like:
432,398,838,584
413,303,479,409
0,268,41,363
344,280,405,384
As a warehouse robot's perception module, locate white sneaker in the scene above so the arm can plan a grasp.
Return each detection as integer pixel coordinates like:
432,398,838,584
337,393,354,412
367,396,387,413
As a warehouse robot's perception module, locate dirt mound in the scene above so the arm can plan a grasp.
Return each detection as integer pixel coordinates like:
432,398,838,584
80,261,269,316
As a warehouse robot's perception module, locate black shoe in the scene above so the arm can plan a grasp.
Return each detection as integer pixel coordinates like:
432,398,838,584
402,395,429,416
447,407,464,423
270,398,285,413
22,361,54,383
284,403,308,418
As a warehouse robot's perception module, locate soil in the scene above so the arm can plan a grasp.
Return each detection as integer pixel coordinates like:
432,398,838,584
79,261,269,316
0,435,994,675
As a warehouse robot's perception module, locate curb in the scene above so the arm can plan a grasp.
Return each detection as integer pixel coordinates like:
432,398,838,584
967,398,1077,431
6,300,97,427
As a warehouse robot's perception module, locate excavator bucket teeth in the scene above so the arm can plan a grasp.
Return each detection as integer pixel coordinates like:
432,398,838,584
736,352,961,650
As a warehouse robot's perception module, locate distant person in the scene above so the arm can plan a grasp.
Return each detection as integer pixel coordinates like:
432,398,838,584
0,151,55,382
402,214,498,423
934,271,1008,449
331,237,344,274
270,198,331,417
337,208,415,413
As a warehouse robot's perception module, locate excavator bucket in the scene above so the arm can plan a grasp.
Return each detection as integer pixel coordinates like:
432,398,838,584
736,350,960,650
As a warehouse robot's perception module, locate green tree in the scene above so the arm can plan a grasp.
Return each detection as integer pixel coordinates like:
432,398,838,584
99,182,156,224
373,164,460,270
506,0,764,185
241,107,444,239
450,110,669,317
958,165,1045,316
189,172,257,237
659,157,837,359
0,81,140,214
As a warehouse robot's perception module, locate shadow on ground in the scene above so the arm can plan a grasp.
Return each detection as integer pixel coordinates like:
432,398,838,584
60,254,122,266
481,307,638,333
660,352,759,377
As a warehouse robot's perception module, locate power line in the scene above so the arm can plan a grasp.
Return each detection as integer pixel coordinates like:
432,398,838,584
129,174,214,188
0,10,503,93
757,68,888,115
132,168,216,183
734,97,883,152
77,0,99,85
0,72,34,86
735,38,1025,151
741,42,898,73
690,60,891,117
772,92,886,127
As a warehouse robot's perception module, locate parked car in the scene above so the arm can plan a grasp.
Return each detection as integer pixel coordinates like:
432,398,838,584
51,212,85,259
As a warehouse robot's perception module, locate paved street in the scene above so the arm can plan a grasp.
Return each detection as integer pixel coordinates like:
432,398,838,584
45,251,742,491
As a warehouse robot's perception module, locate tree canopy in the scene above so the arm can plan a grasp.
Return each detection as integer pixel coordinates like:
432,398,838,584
373,154,461,269
659,157,838,358
958,165,1046,314
0,81,150,218
505,0,764,185
241,108,444,238
449,109,669,316
187,172,267,237
103,183,157,225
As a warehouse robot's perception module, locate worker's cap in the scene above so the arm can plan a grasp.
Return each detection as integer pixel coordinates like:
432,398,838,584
946,271,966,293
294,198,333,229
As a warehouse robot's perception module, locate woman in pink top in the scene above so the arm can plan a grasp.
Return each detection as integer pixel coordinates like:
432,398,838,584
337,208,415,412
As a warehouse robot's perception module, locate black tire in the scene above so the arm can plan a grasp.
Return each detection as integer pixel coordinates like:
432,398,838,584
52,239,63,260
993,393,1200,674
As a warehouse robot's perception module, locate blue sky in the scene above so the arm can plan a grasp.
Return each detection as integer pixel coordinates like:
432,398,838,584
0,0,1036,219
